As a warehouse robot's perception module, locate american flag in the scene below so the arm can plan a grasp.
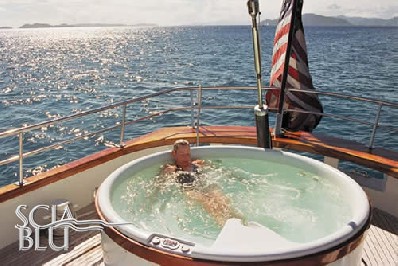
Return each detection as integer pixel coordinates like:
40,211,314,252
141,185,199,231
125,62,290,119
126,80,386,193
266,0,323,132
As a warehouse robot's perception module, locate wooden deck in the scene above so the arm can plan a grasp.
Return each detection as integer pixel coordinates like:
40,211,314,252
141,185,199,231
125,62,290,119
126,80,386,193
0,203,103,266
362,208,398,265
1,204,397,266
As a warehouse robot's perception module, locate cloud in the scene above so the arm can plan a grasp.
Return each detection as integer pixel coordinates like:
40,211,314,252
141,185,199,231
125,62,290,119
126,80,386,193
342,4,397,18
0,0,396,27
327,4,341,11
0,0,277,27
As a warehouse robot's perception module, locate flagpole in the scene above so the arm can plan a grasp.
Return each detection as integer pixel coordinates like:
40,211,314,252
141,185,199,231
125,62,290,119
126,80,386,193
247,0,272,149
274,0,300,136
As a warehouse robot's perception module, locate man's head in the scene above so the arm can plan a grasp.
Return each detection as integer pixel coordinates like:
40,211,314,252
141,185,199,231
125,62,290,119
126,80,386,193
172,139,191,168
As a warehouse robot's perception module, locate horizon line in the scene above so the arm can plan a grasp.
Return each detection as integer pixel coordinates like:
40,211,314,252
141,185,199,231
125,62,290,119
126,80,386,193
0,13,396,29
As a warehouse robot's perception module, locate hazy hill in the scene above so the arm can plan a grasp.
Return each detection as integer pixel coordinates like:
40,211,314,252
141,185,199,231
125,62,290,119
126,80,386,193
20,23,53,28
303,14,351,27
261,14,397,27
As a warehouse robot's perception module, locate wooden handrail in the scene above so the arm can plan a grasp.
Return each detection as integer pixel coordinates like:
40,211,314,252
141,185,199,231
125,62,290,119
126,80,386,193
0,125,397,203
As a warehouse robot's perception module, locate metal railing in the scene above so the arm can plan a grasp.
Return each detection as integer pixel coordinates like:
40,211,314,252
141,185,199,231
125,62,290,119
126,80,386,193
0,86,397,186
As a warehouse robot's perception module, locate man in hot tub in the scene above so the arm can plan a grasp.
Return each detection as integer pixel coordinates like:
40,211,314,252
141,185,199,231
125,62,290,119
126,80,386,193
161,139,244,227
162,139,204,178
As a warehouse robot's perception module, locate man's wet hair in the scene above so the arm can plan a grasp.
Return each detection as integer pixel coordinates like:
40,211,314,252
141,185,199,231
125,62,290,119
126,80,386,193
173,139,190,152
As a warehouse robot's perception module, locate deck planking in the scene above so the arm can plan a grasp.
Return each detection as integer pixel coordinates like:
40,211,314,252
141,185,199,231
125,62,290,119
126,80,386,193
362,208,398,265
0,203,102,266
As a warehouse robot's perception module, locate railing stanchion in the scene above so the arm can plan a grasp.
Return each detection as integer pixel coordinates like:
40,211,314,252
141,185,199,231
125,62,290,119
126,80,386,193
368,103,383,149
195,85,203,146
190,89,195,128
18,132,24,186
0,86,397,187
119,104,127,147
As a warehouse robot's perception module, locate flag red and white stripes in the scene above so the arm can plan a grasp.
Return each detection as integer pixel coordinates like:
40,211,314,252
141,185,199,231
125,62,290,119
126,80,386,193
266,0,323,132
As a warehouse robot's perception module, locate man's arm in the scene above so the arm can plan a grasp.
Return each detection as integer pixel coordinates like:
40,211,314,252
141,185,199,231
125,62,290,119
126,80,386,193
161,164,176,175
193,159,205,166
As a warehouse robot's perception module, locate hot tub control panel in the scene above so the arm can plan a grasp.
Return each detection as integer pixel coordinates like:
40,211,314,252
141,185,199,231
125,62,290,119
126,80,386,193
150,235,194,254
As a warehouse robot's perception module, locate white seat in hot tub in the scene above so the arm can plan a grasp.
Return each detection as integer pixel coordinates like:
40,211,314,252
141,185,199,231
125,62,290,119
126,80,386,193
212,219,296,253
191,218,298,262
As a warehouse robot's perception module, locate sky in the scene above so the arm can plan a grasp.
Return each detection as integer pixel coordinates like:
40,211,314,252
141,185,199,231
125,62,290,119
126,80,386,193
0,0,397,27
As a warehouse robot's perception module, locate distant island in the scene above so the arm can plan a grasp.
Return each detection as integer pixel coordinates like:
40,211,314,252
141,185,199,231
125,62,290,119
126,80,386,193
19,22,157,29
261,14,398,27
1,14,397,29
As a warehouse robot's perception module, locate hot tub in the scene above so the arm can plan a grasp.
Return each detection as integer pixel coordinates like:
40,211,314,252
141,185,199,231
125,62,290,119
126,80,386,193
96,146,370,265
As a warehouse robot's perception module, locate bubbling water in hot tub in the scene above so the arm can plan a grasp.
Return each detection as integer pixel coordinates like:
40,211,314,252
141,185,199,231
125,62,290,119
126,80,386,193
110,156,351,247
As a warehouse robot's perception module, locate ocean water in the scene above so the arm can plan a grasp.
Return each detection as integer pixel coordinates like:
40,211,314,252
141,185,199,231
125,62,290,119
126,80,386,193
0,26,397,185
